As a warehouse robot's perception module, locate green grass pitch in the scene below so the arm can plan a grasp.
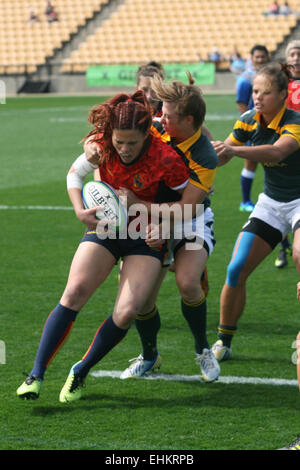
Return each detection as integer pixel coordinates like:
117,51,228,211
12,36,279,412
0,94,299,451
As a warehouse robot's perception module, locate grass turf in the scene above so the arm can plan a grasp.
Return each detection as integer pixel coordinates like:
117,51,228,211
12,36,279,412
0,94,299,451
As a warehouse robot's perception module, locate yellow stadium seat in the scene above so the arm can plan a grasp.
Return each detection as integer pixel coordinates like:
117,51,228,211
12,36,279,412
2,0,292,76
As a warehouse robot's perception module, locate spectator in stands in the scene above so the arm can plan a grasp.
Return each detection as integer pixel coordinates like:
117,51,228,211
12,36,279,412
27,7,39,24
230,52,246,79
279,1,292,15
45,1,58,23
207,47,222,69
268,1,280,15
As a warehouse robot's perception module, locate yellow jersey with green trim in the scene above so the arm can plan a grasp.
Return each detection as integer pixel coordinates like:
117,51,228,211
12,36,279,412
151,122,218,208
230,105,300,202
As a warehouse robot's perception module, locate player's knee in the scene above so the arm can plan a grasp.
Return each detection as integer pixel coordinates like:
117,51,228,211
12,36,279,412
177,276,202,303
226,258,246,287
114,302,140,328
297,331,300,345
62,282,90,309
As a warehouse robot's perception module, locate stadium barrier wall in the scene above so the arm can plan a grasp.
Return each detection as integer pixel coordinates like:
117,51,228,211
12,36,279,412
2,71,236,96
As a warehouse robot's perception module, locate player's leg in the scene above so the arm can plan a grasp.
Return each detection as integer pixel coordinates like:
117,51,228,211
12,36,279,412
59,254,163,401
17,241,116,400
278,284,300,449
174,244,219,382
292,228,300,392
213,231,272,362
292,226,300,274
279,328,300,450
120,266,168,378
239,160,257,212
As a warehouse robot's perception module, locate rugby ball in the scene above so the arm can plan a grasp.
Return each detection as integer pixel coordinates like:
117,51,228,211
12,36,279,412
82,181,127,230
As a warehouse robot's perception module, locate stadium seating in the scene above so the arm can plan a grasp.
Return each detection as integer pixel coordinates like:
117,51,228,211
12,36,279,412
60,0,299,73
0,0,108,74
0,0,299,75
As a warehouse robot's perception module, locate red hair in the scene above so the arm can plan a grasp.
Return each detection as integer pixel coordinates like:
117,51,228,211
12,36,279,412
84,90,152,164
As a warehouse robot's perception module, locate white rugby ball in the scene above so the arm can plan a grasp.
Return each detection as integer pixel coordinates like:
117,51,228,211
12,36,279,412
82,181,127,230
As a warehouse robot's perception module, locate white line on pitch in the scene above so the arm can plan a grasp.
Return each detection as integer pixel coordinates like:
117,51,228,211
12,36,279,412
46,114,238,123
0,205,73,211
91,370,298,387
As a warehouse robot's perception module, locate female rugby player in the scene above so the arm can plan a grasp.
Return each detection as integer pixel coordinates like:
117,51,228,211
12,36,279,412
16,90,190,402
210,63,300,362
119,76,220,382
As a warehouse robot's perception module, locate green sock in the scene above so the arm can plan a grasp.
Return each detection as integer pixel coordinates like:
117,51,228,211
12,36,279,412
135,306,161,361
181,297,209,354
217,324,237,348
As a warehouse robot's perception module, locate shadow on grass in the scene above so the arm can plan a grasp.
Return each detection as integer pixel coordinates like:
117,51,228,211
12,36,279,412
31,381,300,417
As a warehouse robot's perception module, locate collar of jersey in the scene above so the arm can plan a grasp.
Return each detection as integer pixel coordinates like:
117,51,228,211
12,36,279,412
253,104,286,130
175,128,202,154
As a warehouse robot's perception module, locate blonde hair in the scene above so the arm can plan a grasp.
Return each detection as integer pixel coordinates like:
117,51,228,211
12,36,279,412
151,73,206,129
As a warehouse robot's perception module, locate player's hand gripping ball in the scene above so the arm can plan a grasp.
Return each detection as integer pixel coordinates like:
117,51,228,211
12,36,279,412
82,181,127,231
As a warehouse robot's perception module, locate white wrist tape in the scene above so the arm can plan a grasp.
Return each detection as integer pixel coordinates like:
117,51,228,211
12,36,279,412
66,153,98,190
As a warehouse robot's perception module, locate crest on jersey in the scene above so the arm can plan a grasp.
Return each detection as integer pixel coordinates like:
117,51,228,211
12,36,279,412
133,173,145,189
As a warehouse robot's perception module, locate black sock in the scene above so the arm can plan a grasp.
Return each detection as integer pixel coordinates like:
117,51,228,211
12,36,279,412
181,297,209,354
135,306,161,361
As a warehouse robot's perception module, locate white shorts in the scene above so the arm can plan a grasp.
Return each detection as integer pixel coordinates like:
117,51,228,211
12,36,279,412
163,207,216,266
250,193,300,237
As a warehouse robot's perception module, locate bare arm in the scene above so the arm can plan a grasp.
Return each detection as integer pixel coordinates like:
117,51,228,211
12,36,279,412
212,135,299,165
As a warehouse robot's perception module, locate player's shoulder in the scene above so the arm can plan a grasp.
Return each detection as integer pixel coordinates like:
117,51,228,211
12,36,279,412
149,134,179,160
189,133,218,169
283,106,300,124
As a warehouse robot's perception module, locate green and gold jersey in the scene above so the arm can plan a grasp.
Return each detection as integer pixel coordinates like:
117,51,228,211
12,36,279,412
230,105,300,202
151,121,218,208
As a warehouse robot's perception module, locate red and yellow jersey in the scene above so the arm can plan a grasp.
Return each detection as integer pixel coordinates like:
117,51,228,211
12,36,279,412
286,78,300,112
99,135,189,202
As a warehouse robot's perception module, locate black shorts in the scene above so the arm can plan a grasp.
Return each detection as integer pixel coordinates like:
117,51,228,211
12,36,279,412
242,217,282,250
81,229,169,264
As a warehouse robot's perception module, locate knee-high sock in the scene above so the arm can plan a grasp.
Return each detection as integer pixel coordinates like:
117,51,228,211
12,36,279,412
30,303,78,380
74,315,128,378
181,297,209,354
135,306,161,360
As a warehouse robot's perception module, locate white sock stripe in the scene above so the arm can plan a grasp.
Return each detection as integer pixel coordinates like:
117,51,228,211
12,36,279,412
241,168,256,179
